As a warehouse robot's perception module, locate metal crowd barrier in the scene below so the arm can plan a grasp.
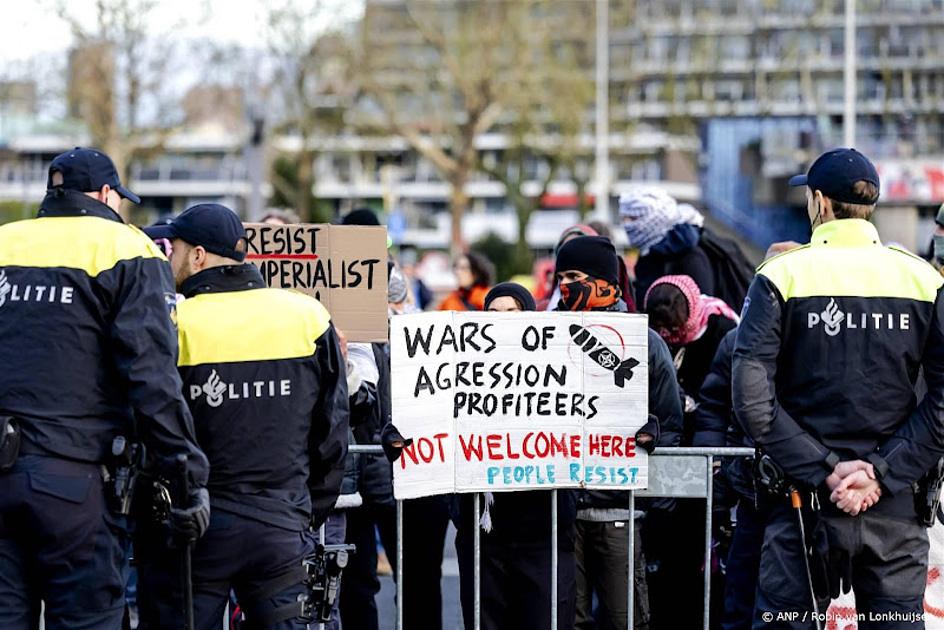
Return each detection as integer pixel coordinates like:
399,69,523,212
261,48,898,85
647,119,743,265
348,444,755,630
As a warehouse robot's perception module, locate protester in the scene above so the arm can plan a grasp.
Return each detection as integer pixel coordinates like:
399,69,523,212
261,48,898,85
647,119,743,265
589,219,638,314
693,243,802,630
454,282,578,630
338,231,402,630
0,148,209,628
554,235,683,630
136,203,349,629
619,187,753,311
399,247,433,310
400,251,494,630
439,251,494,311
538,223,598,310
931,204,944,274
644,274,740,434
733,148,944,628
261,209,301,225
639,274,737,630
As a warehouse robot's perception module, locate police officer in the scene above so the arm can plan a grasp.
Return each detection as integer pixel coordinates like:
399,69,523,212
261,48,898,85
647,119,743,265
0,148,210,629
136,204,350,629
733,148,944,628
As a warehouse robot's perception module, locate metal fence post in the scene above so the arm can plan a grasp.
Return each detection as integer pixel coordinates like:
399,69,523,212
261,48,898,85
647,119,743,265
397,499,404,630
703,455,714,630
474,493,482,630
551,489,558,630
628,490,635,630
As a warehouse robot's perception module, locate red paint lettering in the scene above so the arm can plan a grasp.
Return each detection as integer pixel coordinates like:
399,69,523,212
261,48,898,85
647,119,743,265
522,432,535,459
505,433,521,459
550,433,568,457
459,435,483,461
486,434,502,460
570,434,581,458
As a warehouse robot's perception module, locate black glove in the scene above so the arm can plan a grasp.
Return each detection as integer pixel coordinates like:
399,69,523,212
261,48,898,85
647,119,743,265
381,423,413,463
808,510,852,600
635,414,660,454
169,487,210,545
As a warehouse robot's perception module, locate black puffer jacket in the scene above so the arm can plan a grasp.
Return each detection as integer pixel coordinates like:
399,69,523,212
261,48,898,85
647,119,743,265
692,328,754,502
571,301,684,512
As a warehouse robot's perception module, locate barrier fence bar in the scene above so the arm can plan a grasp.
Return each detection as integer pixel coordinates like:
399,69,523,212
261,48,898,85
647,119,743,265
551,489,558,629
396,498,403,630
474,493,482,630
703,455,714,630
627,490,635,630
348,445,755,629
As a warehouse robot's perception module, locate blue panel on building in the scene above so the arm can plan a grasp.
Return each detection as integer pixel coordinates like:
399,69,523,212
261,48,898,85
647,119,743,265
701,118,816,249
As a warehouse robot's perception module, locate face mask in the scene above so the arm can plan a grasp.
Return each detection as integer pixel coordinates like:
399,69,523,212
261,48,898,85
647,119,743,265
559,277,619,311
934,234,944,264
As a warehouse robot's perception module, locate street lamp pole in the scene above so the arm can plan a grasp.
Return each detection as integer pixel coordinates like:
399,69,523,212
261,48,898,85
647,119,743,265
594,0,609,220
843,0,857,147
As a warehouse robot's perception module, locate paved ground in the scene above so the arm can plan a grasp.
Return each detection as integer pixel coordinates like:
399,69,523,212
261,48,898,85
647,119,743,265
378,523,462,630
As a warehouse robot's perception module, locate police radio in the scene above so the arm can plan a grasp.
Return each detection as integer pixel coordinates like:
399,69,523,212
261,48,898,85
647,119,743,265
105,436,145,515
302,543,356,623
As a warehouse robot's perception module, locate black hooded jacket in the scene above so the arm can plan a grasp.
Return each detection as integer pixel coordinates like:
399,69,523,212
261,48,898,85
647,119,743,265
0,190,208,487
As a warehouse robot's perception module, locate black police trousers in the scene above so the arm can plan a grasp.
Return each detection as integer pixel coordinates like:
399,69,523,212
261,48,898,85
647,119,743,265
136,508,315,630
754,502,929,630
0,454,131,630
723,500,769,630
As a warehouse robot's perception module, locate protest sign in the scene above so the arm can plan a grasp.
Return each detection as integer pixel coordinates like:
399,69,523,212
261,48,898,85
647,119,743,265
390,310,649,500
243,223,388,341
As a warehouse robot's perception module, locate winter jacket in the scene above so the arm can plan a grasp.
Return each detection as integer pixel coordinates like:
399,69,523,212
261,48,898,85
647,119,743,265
733,219,944,497
0,190,208,487
572,301,684,513
692,328,754,501
176,263,349,530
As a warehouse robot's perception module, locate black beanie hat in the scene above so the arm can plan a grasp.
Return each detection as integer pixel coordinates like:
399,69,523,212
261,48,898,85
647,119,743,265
484,282,536,312
555,236,619,287
342,208,381,226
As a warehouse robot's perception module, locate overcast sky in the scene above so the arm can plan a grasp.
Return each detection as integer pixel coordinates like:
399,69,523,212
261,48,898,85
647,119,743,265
0,0,364,63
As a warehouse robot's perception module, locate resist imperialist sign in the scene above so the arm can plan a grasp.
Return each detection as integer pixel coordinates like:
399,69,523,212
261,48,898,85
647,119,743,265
391,311,650,499
243,223,388,342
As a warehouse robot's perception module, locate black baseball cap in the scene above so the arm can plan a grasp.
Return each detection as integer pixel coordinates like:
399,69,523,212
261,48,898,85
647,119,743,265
143,203,247,262
47,147,140,204
788,148,880,205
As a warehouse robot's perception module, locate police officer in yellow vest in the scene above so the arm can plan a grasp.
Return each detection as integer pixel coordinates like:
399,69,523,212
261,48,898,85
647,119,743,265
0,148,210,629
733,148,944,629
136,204,349,629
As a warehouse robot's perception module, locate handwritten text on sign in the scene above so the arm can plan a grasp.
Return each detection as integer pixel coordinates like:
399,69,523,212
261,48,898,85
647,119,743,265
243,223,388,342
391,311,649,499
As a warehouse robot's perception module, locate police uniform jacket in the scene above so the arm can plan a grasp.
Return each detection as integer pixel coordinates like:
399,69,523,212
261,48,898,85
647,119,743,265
176,263,349,531
732,219,944,496
0,189,208,486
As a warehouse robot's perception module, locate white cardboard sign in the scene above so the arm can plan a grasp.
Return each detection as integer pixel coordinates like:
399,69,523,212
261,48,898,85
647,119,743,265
391,311,650,500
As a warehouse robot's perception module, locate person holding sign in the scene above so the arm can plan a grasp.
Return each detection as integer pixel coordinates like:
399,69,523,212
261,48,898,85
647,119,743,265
454,282,579,630
553,236,683,630
136,204,350,630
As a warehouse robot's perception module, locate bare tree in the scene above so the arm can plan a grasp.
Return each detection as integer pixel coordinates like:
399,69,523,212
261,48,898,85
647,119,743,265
477,2,595,271
358,1,525,254
265,0,360,223
56,0,189,217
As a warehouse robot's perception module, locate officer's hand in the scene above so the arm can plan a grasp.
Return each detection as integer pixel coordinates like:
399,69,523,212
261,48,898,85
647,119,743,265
825,459,874,492
170,487,210,544
829,470,881,516
381,423,413,463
